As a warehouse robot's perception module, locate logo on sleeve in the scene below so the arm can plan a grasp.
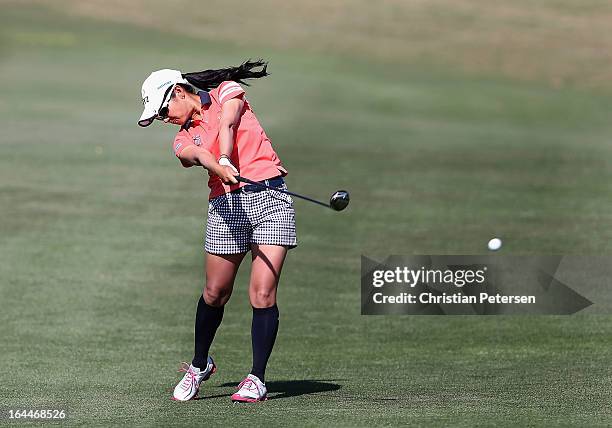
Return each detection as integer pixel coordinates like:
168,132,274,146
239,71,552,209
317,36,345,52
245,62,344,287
174,142,182,153
193,135,202,146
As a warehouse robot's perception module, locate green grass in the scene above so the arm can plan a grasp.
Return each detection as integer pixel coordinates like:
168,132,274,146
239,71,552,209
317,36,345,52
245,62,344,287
1,2,611,426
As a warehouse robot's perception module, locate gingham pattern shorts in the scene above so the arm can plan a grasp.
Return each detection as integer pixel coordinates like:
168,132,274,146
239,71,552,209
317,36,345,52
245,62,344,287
205,181,298,254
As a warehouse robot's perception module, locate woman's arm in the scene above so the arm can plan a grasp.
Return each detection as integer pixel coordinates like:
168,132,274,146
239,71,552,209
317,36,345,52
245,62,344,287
178,145,238,184
218,97,245,159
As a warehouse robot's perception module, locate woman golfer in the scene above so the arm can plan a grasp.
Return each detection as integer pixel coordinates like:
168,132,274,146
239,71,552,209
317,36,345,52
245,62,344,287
138,60,296,402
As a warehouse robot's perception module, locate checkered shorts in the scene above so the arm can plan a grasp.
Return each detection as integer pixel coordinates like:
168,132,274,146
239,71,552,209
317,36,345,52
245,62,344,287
205,180,298,254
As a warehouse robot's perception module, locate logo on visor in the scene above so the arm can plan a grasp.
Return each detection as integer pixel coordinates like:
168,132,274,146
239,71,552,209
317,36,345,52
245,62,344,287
157,80,172,90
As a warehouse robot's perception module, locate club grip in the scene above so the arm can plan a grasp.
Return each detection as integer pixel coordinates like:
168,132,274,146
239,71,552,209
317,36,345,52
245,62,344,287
234,175,255,184
235,175,265,188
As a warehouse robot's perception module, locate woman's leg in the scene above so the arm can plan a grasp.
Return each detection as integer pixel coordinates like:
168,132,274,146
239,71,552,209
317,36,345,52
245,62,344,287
192,251,246,369
248,244,288,382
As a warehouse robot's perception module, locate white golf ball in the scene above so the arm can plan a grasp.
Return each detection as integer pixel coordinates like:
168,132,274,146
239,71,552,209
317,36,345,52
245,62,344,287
487,238,502,251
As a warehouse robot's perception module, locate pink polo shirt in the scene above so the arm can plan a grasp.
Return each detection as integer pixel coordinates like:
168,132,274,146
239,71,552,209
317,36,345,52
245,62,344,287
172,81,286,199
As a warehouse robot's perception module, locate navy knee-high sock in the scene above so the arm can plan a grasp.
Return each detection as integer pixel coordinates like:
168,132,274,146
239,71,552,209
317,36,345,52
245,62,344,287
250,305,279,383
192,295,224,369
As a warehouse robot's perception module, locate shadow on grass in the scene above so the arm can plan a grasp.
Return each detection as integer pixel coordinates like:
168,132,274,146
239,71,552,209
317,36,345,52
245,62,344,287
211,379,342,400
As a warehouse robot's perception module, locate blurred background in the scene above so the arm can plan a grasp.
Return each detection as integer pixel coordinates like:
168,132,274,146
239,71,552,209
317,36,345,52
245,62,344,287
1,1,611,425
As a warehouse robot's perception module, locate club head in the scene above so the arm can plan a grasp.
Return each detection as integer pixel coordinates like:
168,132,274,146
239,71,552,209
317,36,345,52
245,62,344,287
329,190,350,211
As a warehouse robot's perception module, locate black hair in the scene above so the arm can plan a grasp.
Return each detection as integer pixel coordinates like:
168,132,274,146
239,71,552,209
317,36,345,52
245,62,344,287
182,59,269,91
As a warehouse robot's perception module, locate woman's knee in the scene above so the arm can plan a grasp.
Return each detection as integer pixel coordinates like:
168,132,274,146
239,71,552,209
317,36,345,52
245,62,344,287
250,286,277,308
204,283,233,306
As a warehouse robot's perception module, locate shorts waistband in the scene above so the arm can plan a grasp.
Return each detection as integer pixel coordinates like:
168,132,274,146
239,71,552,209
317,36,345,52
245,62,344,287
238,176,284,193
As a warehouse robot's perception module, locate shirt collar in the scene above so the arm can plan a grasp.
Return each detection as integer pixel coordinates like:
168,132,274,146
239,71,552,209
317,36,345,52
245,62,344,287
181,91,211,130
199,91,211,106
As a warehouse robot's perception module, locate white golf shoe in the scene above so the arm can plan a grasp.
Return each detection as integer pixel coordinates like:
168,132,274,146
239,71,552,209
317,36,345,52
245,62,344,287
231,374,268,403
172,356,216,401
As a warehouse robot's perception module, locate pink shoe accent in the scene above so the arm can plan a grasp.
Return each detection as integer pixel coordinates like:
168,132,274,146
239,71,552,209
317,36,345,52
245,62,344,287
231,377,267,402
170,360,217,401
231,392,268,403
177,363,198,392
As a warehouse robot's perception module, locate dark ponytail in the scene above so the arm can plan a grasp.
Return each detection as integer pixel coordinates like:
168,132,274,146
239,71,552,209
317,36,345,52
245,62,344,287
182,59,269,91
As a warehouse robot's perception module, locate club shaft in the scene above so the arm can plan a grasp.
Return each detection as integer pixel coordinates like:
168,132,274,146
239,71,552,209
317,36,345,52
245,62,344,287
236,176,330,209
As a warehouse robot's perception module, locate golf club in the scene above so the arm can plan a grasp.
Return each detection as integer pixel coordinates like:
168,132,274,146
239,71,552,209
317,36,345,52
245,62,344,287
236,176,350,211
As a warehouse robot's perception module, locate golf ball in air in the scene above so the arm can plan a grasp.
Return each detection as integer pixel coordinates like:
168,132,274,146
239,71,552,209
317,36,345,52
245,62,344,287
487,238,502,251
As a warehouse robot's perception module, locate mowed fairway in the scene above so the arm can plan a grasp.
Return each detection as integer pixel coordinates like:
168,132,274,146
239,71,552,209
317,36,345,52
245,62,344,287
1,2,612,426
